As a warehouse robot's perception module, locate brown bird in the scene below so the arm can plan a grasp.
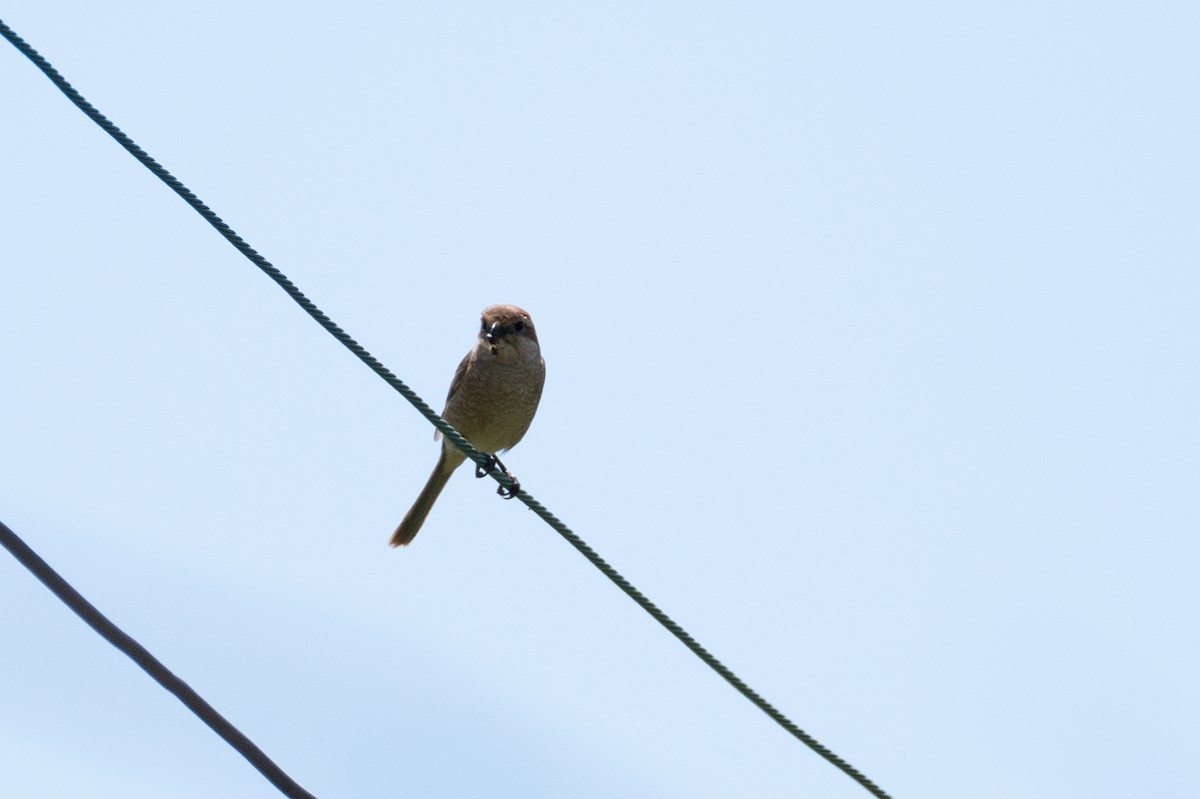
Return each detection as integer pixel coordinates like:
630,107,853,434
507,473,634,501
390,305,546,547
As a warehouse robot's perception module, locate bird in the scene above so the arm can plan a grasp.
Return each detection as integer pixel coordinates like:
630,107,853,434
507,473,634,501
390,304,546,547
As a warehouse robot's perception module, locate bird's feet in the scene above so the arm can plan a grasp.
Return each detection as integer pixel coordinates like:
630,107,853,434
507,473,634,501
475,454,520,498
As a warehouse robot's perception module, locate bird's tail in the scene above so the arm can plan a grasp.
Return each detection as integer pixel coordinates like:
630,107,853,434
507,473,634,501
390,454,457,547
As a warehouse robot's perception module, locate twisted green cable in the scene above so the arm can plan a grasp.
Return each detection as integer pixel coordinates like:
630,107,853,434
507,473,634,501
1,18,891,799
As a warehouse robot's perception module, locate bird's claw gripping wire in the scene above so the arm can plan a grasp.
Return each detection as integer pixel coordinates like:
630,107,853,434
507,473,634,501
475,454,520,499
474,454,495,480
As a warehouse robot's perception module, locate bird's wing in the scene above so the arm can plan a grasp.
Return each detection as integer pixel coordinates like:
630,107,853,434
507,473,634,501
436,350,473,440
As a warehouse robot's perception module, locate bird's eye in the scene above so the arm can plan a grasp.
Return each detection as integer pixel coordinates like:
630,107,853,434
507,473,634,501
480,319,487,331
514,321,525,332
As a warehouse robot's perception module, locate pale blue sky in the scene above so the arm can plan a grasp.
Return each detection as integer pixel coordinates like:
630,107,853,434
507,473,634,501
2,3,1197,798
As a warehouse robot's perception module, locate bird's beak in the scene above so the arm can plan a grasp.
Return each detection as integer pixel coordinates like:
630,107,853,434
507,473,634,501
484,321,504,347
